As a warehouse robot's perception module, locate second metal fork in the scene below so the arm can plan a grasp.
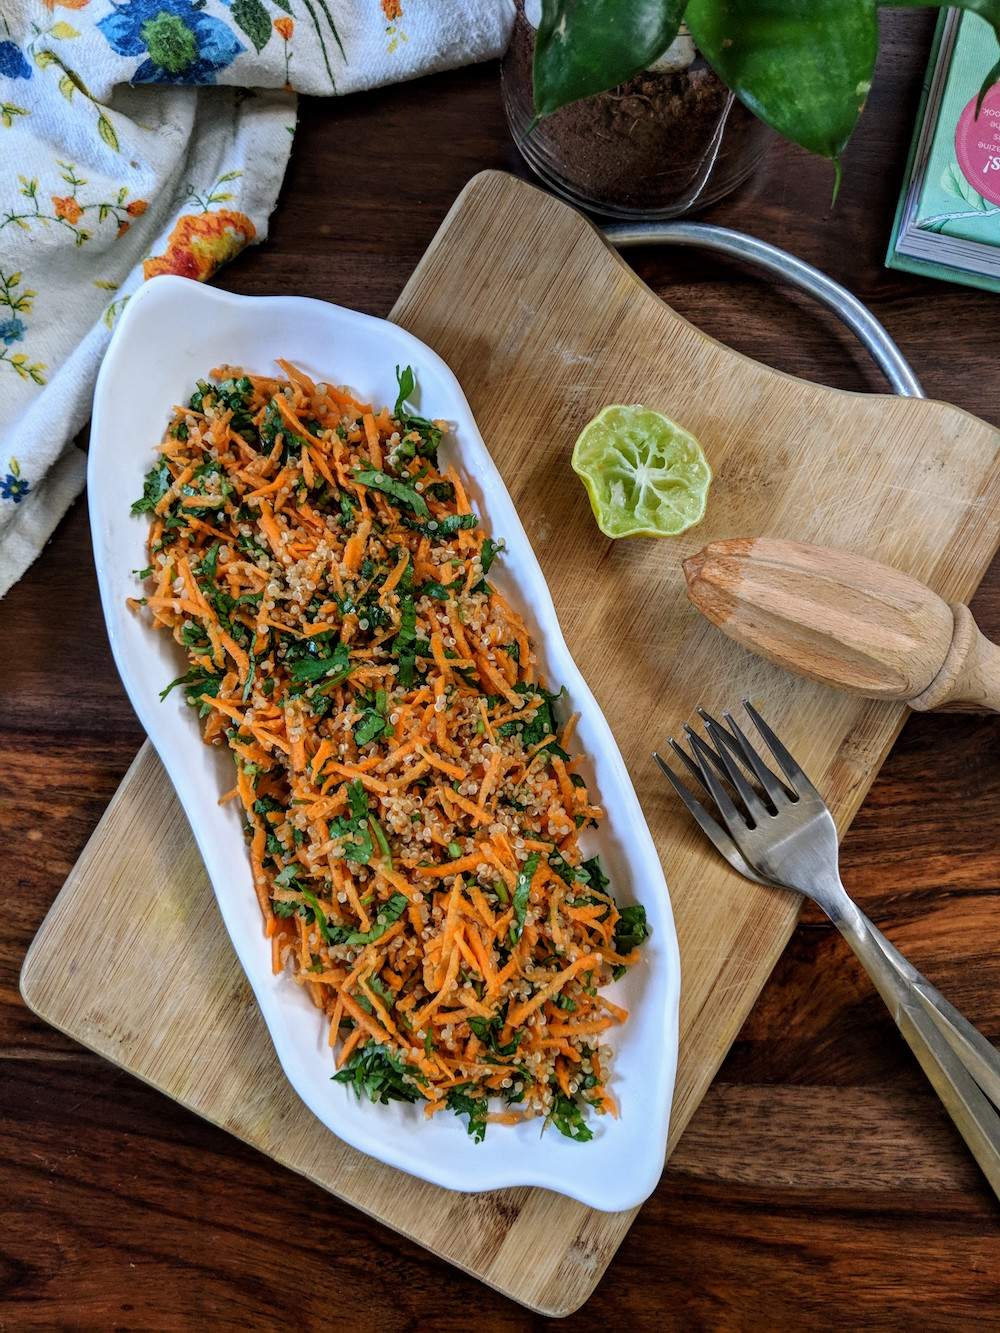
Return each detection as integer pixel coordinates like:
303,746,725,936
655,701,1000,1201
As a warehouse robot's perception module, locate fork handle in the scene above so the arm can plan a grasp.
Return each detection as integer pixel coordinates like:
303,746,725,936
834,902,1000,1199
867,923,1000,1110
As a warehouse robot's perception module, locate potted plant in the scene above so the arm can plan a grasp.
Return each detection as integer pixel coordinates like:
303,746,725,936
501,0,1000,218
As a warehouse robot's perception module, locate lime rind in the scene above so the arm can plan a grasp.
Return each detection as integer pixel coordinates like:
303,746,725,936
571,404,712,539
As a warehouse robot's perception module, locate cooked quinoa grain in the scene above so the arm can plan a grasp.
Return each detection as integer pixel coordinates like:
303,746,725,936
130,360,649,1141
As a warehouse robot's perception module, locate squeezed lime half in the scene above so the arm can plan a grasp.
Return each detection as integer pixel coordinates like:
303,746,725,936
571,404,712,538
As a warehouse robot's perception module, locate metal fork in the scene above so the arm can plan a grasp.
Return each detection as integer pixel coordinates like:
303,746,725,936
655,701,1000,1200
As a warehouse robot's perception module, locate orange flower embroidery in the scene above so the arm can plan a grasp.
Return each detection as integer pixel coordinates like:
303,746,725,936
381,0,402,18
52,195,83,225
43,0,91,9
143,209,256,283
118,221,130,238
274,16,293,39
126,199,148,217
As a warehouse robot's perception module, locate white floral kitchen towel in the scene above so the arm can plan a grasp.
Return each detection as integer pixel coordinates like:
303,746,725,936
0,0,514,597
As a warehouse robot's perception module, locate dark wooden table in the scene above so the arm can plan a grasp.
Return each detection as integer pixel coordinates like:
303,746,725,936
4,11,999,1328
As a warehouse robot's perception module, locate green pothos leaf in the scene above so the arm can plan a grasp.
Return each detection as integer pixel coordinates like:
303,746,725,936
685,0,878,162
533,0,688,115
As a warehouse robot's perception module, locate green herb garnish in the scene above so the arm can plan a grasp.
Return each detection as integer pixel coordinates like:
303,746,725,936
289,641,351,685
510,852,539,946
131,461,172,515
549,1094,594,1143
353,469,429,518
333,1044,424,1104
446,1084,489,1143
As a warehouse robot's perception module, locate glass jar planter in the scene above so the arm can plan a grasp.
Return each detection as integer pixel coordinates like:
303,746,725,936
501,2,773,220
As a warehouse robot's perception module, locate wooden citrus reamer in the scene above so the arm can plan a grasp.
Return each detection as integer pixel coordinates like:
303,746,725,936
684,537,1000,713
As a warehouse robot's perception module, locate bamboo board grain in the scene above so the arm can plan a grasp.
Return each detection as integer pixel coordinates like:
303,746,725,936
21,171,1000,1316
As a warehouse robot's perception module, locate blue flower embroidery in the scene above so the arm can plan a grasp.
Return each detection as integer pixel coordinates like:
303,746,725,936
0,471,29,504
98,0,244,85
0,40,32,80
0,317,25,345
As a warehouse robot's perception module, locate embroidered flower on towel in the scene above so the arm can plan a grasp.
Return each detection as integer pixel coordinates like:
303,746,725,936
0,41,32,79
97,0,245,84
143,207,256,281
1,459,29,504
52,195,84,224
0,318,26,345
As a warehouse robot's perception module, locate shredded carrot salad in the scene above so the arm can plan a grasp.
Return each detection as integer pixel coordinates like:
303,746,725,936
130,360,649,1141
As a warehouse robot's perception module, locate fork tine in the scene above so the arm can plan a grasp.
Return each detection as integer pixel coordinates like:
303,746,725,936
694,708,783,807
667,735,714,794
669,735,730,794
720,709,793,809
742,699,820,797
652,752,775,886
684,727,750,834
699,712,771,825
679,726,731,786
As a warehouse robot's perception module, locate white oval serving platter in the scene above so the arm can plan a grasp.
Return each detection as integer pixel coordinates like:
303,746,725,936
88,274,680,1211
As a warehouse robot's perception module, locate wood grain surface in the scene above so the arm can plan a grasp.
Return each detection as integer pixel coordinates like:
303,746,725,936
21,167,1000,1317
4,11,1000,1329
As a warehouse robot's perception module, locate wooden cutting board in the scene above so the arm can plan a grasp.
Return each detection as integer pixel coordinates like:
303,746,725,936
21,171,1000,1316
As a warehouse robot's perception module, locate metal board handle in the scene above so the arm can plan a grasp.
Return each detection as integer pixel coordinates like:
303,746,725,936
604,222,924,400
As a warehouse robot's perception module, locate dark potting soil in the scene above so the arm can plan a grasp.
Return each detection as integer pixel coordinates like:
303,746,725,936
503,11,766,212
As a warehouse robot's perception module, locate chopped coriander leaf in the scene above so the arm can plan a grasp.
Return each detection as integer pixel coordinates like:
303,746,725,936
353,469,429,518
197,541,220,581
329,779,373,865
468,1005,522,1057
579,855,609,892
547,851,578,885
333,1044,424,1105
328,893,408,947
289,641,351,684
236,531,268,561
272,899,309,920
549,1094,594,1142
435,512,478,536
159,666,221,711
480,536,504,575
299,887,331,943
417,580,450,601
131,461,172,515
354,708,389,747
393,363,416,419
446,1084,489,1143
510,853,539,946
365,974,395,1011
495,683,566,754
612,903,649,978
394,593,418,688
